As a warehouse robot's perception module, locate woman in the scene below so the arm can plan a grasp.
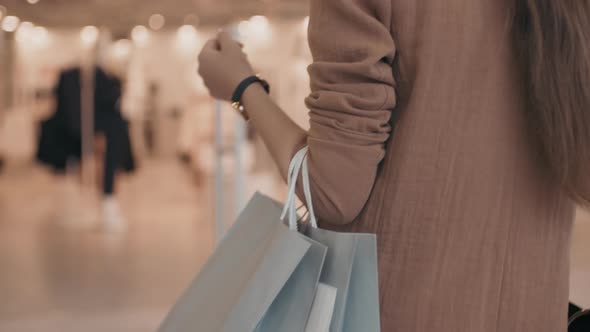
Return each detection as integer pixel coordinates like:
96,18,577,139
198,1,589,330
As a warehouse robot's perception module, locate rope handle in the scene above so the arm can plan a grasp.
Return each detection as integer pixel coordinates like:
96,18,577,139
280,146,318,231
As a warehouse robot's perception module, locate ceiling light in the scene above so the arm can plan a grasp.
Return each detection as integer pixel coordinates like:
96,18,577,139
149,14,165,30
131,25,149,46
176,25,199,52
27,0,40,4
250,15,269,29
112,39,132,59
242,15,272,45
32,26,49,46
2,16,20,32
19,21,34,30
177,25,197,39
15,22,33,44
15,21,34,41
16,22,49,47
80,25,99,46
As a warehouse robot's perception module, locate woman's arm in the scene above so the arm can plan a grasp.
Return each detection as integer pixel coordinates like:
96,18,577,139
241,83,308,180
198,32,308,181
198,0,397,224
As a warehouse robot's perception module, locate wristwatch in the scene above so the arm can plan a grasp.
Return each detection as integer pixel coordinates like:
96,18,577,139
231,74,270,121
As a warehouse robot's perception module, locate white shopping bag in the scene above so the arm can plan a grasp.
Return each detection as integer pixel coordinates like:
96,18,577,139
305,283,338,332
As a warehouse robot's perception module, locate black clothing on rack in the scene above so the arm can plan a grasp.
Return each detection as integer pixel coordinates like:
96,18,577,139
36,67,135,194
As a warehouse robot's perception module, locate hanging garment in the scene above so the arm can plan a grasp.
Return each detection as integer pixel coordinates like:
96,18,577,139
36,66,135,175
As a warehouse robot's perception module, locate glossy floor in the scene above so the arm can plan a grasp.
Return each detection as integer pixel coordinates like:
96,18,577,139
0,160,589,331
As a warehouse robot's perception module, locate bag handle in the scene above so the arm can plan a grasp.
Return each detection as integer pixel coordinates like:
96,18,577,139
280,146,318,231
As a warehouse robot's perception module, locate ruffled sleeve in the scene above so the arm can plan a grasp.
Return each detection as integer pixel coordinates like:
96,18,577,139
296,0,397,224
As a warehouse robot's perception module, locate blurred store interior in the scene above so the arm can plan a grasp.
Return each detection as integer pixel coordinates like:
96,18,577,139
0,0,588,331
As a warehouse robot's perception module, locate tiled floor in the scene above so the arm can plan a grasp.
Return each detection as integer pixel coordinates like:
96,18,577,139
0,161,216,331
0,159,589,331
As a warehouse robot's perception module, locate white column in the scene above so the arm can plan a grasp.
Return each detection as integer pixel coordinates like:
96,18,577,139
214,100,225,243
234,113,246,215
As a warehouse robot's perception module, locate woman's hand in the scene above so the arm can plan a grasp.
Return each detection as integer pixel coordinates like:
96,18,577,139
197,31,255,101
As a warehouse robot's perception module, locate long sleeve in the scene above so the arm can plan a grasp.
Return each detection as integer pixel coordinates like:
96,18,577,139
296,0,397,224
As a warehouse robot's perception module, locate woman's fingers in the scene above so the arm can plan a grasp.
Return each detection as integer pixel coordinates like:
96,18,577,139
217,30,241,53
198,39,220,73
199,32,240,66
200,39,219,56
196,30,253,101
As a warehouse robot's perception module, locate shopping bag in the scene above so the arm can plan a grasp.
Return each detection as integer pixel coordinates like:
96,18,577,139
288,146,381,332
253,235,327,332
304,283,338,332
305,227,380,332
158,192,320,332
252,147,332,332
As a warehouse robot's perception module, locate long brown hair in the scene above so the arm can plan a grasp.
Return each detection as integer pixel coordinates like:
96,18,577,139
512,1,590,205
